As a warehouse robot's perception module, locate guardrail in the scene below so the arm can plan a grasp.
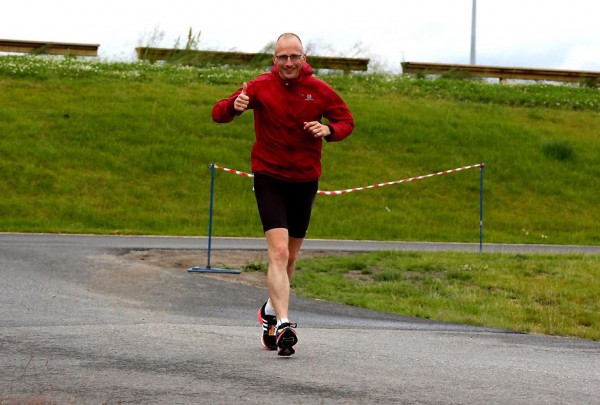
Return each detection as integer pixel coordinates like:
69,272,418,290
135,47,369,73
401,61,600,84
0,39,99,57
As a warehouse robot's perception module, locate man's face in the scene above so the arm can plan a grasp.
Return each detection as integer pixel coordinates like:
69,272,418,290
273,37,305,80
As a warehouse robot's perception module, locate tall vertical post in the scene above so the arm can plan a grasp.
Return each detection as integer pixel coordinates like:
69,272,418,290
470,0,477,65
479,162,484,252
188,163,240,274
206,162,216,268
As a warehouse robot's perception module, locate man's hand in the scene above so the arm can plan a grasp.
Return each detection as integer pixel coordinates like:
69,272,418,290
303,121,331,138
234,82,249,112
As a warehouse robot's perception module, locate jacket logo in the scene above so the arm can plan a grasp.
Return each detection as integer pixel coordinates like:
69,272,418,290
305,94,313,101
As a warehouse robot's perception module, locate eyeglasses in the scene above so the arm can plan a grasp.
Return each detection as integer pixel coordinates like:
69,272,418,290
275,54,304,62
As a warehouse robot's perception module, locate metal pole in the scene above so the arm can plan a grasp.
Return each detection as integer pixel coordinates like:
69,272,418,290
479,162,484,252
205,162,216,268
470,0,477,65
188,163,240,274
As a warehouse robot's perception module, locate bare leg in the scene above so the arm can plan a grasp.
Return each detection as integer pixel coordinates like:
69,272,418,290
265,228,304,321
287,236,304,279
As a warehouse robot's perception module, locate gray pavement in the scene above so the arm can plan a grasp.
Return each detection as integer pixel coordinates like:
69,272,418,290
1,233,599,404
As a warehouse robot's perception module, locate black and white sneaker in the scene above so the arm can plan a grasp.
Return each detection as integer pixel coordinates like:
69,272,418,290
257,302,277,351
275,322,298,356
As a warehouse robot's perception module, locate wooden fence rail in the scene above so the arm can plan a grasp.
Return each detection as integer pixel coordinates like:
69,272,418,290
0,39,99,57
136,47,369,73
401,61,600,84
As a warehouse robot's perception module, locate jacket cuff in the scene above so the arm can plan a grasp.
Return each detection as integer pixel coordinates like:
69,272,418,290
325,125,335,141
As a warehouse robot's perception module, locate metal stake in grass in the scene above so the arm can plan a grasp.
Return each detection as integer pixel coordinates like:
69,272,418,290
188,163,241,274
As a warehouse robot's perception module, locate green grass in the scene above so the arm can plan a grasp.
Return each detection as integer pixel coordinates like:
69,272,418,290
293,251,600,341
1,55,599,244
1,55,599,341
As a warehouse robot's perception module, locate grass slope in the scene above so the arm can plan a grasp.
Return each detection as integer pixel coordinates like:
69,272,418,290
1,56,598,245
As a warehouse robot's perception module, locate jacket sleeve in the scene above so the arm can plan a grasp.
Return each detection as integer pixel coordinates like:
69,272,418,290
323,89,354,142
211,88,243,123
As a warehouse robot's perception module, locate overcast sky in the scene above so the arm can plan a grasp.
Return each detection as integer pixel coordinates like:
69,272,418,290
2,0,599,72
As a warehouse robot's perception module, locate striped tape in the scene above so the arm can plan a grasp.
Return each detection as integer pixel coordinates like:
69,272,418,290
211,163,484,195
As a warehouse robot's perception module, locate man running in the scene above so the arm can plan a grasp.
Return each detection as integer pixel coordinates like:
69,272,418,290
211,33,354,356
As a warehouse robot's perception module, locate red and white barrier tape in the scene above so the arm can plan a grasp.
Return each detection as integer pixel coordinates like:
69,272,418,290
211,163,484,195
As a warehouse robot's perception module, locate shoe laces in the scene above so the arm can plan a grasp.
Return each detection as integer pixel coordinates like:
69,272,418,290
275,322,297,334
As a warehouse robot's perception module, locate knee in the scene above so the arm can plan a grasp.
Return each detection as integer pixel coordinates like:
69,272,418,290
271,241,290,265
287,250,298,267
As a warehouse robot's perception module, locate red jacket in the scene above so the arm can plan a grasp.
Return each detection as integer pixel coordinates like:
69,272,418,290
211,63,354,181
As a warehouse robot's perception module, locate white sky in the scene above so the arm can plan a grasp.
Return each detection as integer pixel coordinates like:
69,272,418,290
2,0,599,72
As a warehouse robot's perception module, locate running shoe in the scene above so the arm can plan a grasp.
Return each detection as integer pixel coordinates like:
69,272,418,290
257,302,277,351
275,322,298,356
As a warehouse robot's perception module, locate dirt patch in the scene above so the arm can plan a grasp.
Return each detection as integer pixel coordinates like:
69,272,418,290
117,249,354,289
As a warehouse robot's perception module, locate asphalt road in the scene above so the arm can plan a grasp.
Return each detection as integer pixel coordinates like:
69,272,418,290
1,233,599,404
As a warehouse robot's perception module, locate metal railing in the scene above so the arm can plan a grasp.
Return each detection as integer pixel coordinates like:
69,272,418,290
0,39,99,57
136,47,369,73
402,61,600,84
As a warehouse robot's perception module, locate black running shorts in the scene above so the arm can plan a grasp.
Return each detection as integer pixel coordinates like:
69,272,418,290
253,173,318,238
